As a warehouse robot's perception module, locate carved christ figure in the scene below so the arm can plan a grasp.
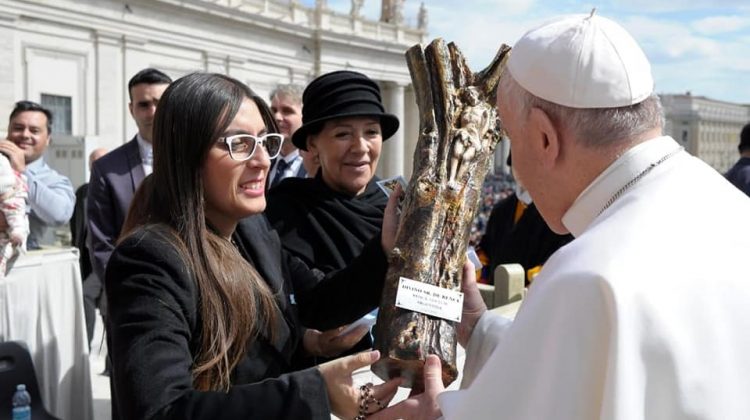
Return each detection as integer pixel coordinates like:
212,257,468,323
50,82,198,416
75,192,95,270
448,86,492,186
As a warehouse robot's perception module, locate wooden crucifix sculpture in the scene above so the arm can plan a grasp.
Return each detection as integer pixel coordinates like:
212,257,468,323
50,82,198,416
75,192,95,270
372,39,510,391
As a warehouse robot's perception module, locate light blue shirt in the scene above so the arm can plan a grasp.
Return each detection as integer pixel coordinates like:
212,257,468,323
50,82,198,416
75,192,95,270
24,158,75,249
136,133,153,176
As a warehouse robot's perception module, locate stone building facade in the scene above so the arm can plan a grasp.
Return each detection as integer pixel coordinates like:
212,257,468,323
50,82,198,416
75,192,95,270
0,0,426,186
662,93,750,173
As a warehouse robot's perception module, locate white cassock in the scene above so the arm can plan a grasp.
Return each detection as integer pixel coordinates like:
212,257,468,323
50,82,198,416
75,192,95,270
439,136,750,419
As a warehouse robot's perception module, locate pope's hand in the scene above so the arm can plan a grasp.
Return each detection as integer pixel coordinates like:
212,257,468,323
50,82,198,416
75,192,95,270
458,260,487,348
368,354,444,420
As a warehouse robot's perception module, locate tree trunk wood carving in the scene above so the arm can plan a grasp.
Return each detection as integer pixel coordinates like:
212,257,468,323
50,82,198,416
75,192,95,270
373,39,510,391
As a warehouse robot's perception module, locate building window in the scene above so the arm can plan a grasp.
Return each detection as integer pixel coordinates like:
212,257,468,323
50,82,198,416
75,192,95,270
40,94,72,135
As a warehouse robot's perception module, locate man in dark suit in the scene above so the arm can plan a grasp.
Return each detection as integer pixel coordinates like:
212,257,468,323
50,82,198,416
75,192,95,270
267,84,308,189
87,68,171,284
71,147,108,346
87,68,171,414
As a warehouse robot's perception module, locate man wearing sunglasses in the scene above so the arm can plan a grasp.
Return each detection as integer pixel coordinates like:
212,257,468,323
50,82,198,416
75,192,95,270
87,68,172,322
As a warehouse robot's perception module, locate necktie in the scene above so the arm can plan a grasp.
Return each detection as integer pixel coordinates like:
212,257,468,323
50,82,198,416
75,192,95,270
271,159,288,188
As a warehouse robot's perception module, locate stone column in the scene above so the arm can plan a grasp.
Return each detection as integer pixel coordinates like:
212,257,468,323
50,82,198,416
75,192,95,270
0,11,18,120
381,81,405,178
495,136,510,175
205,52,226,73
403,85,418,180
95,30,124,152
123,35,147,143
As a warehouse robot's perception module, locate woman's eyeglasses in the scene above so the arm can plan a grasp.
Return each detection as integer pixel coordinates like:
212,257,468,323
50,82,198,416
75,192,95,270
217,133,284,161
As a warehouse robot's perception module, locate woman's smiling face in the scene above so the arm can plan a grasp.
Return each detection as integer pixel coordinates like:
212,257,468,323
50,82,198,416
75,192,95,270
308,116,383,196
202,98,270,235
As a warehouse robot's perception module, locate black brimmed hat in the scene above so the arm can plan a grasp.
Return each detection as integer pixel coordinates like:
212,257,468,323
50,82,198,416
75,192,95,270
292,70,400,150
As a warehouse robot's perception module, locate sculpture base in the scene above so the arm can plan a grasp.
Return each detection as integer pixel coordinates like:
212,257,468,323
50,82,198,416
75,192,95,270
372,354,458,393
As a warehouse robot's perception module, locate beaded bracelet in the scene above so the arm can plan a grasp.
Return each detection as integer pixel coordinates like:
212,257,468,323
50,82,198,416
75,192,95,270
354,383,385,420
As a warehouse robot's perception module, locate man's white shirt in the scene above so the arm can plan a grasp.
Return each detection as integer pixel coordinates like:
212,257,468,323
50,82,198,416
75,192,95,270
136,133,153,176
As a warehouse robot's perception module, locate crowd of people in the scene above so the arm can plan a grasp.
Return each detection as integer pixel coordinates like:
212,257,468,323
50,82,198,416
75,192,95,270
468,172,514,247
3,9,750,420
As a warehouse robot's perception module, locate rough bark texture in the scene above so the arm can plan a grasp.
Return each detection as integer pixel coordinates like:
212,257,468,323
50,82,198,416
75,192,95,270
372,39,510,391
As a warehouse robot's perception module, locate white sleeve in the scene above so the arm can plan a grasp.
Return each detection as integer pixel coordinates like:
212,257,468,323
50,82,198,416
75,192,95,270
438,273,615,420
460,311,513,388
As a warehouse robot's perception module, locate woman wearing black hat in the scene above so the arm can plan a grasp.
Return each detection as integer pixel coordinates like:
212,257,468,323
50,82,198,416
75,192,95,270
265,70,399,356
266,71,398,272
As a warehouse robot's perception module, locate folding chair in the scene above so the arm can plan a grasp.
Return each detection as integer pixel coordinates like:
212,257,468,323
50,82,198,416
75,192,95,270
0,341,60,420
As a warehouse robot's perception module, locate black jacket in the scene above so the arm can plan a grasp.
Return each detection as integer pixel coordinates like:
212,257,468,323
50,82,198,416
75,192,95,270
725,156,750,197
105,215,387,419
480,194,573,284
70,183,92,280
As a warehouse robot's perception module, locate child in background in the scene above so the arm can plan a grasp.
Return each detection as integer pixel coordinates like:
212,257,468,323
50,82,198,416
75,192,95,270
0,153,28,276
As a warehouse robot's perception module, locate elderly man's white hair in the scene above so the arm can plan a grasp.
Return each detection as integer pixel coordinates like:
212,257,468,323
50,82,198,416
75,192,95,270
497,73,664,149
269,83,304,104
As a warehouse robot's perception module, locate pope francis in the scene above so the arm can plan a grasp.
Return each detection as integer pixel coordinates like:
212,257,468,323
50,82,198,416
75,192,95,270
371,11,750,420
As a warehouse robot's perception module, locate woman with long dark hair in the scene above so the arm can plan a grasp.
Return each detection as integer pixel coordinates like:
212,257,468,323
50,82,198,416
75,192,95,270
106,72,400,419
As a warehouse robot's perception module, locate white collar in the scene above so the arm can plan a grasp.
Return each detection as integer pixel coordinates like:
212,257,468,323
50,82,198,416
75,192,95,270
562,136,682,237
280,149,300,163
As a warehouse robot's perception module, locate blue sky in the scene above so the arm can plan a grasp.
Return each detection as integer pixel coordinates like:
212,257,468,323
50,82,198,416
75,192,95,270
302,1,750,104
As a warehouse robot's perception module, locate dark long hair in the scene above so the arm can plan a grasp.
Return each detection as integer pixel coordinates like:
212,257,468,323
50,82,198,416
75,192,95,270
121,72,280,391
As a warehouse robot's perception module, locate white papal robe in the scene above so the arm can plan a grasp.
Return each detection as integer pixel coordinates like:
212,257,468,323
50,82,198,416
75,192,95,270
439,136,750,419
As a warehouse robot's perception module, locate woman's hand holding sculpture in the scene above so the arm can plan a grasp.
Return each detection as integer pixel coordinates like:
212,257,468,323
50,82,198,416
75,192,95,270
303,325,370,358
381,184,402,253
318,350,402,419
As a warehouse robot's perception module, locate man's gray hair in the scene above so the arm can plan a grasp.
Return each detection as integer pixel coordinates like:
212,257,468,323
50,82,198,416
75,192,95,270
498,73,664,148
269,83,304,104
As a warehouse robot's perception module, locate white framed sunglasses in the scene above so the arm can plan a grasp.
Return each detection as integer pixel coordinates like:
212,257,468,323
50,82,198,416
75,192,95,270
217,133,284,161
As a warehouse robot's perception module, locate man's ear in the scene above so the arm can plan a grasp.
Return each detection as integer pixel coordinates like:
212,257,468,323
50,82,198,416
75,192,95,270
128,102,134,118
528,107,560,169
